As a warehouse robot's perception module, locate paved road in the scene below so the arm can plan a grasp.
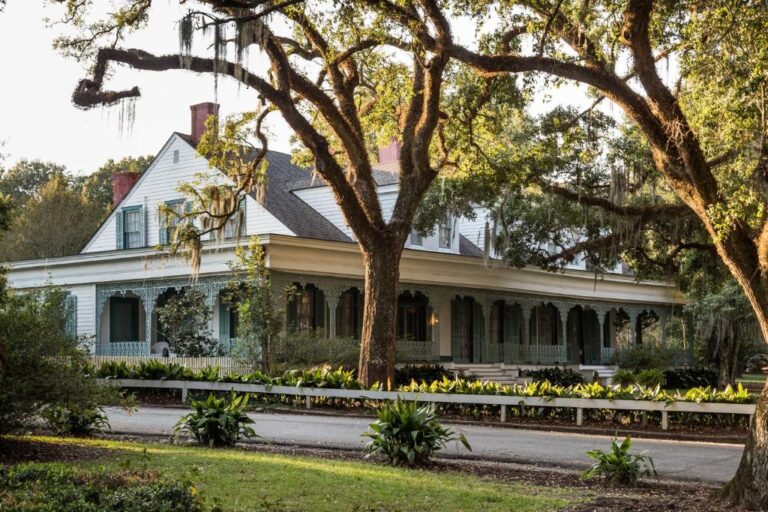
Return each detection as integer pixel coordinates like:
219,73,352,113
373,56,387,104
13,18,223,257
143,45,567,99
105,406,742,483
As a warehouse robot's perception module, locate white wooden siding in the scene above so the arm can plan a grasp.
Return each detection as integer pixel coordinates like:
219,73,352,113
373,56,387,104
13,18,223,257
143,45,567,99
459,207,489,253
65,284,96,349
83,135,292,253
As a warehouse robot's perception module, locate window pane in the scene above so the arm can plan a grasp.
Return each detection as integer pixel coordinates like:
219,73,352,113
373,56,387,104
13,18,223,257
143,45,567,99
410,231,423,246
124,209,142,248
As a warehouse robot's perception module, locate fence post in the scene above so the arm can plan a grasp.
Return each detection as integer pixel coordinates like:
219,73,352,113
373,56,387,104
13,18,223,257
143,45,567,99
500,404,507,423
306,395,312,409
576,408,583,426
661,410,669,431
181,384,188,404
641,411,648,427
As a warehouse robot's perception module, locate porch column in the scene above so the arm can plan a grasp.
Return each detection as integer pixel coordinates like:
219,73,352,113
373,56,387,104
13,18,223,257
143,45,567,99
595,307,607,363
138,288,155,347
659,308,669,345
553,301,567,364
95,288,110,347
628,308,640,345
521,301,533,362
325,287,341,339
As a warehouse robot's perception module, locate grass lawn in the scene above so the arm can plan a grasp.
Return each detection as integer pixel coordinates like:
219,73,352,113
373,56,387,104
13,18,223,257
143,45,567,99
6,436,578,511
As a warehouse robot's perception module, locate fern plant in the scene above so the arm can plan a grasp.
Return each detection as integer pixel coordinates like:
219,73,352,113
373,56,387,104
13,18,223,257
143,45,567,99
363,398,470,466
582,436,656,486
173,392,256,447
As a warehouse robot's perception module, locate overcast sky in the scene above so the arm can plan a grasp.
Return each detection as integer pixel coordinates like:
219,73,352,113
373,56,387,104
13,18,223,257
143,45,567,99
0,1,295,176
0,2,603,177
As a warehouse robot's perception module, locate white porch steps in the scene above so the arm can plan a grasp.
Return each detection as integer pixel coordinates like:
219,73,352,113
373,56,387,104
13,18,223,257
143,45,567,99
445,363,618,386
446,363,523,386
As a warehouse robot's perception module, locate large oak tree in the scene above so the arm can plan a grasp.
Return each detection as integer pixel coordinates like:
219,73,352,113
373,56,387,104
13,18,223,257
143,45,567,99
52,0,521,388
374,0,768,506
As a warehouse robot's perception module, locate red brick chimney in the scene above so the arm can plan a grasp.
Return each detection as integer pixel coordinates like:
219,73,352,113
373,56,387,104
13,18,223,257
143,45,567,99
111,172,141,207
378,137,402,165
190,102,220,147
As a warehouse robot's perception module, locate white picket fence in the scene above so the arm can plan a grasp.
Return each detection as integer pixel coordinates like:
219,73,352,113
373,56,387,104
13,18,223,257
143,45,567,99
104,378,756,431
90,356,251,375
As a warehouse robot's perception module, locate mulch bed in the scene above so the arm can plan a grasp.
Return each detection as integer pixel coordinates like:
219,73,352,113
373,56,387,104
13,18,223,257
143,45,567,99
0,437,114,465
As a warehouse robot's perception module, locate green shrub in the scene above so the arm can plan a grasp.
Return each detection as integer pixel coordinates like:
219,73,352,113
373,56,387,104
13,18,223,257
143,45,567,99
363,398,470,465
611,369,636,387
96,361,134,379
663,367,717,389
0,464,204,512
274,365,361,389
636,368,666,388
525,367,585,387
44,404,110,436
582,436,656,486
613,344,682,371
395,364,453,386
270,334,360,370
193,365,221,382
173,391,256,447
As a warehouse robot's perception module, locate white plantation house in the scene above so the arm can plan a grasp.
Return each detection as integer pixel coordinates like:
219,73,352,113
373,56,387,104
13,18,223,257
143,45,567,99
6,103,684,377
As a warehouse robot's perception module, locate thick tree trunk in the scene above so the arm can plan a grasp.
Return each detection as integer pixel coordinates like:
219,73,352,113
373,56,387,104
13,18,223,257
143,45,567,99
721,279,768,508
358,240,403,389
721,383,768,508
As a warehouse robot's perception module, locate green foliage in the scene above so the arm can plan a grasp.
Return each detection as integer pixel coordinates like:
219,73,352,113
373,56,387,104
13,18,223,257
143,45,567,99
96,360,134,379
77,155,152,208
156,289,219,357
636,368,666,388
270,334,360,372
0,159,67,203
0,286,123,433
663,367,717,389
174,391,256,447
226,238,283,373
525,367,585,387
611,369,636,387
0,464,203,512
395,364,454,386
364,398,471,466
274,365,361,389
582,436,656,486
613,344,682,372
44,404,110,436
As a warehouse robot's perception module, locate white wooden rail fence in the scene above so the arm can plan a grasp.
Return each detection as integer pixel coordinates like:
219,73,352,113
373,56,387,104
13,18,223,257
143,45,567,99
105,379,756,431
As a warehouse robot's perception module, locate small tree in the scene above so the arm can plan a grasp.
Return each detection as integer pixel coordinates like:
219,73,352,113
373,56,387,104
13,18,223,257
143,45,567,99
226,237,283,374
155,289,219,357
0,283,123,433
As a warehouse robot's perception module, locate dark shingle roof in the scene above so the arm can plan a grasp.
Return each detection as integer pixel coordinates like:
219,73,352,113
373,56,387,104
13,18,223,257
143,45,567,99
459,235,483,258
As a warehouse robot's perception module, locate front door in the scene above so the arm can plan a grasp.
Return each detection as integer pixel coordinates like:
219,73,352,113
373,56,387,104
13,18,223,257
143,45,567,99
110,296,139,342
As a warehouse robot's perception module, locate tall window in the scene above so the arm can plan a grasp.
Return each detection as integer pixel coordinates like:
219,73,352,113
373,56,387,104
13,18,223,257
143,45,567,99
490,301,505,344
224,199,245,239
409,230,423,246
336,288,361,338
123,207,143,248
438,218,452,249
287,284,326,334
161,200,185,245
396,292,428,341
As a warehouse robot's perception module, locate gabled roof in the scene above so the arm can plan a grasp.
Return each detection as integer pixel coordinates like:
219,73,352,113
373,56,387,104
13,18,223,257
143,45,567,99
176,135,351,243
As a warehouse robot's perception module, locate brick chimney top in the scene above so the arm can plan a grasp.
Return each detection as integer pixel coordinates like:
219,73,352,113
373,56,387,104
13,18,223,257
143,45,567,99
190,102,220,147
377,137,402,165
111,172,141,207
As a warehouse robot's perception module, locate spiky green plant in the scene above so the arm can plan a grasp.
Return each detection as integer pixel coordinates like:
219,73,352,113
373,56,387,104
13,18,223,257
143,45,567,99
173,392,256,447
582,436,656,486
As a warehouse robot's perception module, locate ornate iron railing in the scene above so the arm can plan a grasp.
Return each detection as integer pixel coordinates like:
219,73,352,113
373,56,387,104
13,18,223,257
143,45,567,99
396,340,438,362
95,341,151,357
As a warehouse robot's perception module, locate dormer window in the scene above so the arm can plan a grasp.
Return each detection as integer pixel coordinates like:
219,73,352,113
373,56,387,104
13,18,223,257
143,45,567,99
438,218,453,249
409,230,423,246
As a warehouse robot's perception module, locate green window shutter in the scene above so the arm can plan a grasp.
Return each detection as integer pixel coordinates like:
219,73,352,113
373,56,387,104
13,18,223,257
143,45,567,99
115,210,124,249
450,299,461,362
472,301,484,363
219,301,230,341
65,293,77,338
503,305,515,344
241,196,247,235
139,205,146,247
315,289,326,333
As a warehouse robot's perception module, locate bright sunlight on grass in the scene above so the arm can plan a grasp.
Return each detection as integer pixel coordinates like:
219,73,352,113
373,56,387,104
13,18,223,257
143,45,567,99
6,436,577,511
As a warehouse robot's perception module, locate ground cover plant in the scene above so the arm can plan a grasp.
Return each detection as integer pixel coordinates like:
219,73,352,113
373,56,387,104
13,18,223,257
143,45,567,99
582,436,657,486
363,398,471,466
174,392,256,447
0,463,204,512
43,404,110,437
2,436,573,512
